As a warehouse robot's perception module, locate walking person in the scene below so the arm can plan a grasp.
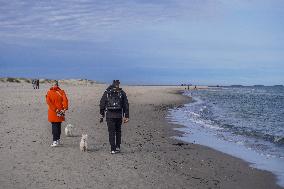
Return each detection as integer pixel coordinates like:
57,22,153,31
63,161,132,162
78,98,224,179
36,79,39,89
100,80,129,154
32,79,36,89
46,80,68,147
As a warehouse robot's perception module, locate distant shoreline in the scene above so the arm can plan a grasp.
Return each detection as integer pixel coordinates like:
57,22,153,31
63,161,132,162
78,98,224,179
1,77,283,88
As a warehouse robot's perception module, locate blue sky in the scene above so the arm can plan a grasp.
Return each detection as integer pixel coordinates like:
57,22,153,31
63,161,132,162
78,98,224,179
0,0,283,85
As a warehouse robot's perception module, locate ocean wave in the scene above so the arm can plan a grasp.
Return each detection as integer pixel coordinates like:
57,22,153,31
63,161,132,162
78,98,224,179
189,111,201,117
274,136,284,145
217,124,284,146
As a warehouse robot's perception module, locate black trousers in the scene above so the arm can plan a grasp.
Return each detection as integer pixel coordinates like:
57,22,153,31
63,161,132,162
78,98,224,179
51,122,61,141
107,118,122,151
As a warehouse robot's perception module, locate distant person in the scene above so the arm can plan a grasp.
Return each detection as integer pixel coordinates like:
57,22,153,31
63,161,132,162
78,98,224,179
46,80,68,147
100,80,129,154
32,79,36,89
36,79,39,89
32,79,39,89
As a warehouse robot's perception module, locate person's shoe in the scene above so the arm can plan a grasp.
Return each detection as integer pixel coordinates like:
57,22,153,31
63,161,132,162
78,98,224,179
110,151,116,154
115,148,121,153
57,139,62,145
50,141,58,147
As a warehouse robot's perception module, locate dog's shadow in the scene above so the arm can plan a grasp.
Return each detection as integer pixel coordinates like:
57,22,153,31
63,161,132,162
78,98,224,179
87,148,98,153
86,145,108,153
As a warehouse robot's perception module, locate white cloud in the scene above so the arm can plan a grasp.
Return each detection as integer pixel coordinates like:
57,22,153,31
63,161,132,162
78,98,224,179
0,0,217,42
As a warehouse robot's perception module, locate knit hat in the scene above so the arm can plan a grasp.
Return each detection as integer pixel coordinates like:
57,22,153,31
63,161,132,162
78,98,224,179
112,80,120,86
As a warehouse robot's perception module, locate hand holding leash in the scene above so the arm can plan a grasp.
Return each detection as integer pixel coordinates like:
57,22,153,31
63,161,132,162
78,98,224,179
56,109,65,117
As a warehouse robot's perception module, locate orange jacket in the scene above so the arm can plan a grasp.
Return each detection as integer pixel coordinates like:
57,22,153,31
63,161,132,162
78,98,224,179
46,86,68,122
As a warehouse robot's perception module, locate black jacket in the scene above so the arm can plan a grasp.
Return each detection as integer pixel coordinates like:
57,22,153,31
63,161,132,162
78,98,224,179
100,86,129,119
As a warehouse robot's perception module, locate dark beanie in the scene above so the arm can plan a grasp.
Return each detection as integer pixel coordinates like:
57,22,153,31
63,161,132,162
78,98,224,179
112,80,120,85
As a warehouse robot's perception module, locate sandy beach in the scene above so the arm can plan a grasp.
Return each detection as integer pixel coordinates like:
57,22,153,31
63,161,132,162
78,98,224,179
0,80,282,189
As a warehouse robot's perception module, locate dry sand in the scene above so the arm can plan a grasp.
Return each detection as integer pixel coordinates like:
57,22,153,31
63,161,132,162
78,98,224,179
0,82,282,189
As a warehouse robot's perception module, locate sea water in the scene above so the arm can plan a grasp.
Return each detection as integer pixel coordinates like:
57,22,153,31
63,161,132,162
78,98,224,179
167,86,284,186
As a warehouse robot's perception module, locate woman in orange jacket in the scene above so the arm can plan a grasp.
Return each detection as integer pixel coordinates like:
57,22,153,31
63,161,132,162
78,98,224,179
46,80,68,147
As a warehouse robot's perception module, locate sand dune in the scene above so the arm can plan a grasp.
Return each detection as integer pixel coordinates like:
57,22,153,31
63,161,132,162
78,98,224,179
0,77,97,85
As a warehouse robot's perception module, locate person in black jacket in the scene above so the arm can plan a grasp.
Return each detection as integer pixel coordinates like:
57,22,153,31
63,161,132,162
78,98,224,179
100,80,129,154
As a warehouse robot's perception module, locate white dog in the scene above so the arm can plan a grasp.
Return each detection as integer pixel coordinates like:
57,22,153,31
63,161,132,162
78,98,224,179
80,134,88,152
65,124,74,137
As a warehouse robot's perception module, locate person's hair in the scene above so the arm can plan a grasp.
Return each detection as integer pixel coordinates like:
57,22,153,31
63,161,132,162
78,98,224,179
52,80,59,86
112,80,120,86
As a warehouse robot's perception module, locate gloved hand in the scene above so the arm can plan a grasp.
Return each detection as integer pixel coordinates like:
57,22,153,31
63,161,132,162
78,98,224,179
99,117,104,123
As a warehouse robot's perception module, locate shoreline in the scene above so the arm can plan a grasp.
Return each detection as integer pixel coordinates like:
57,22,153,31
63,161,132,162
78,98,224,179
0,82,282,189
169,89,283,188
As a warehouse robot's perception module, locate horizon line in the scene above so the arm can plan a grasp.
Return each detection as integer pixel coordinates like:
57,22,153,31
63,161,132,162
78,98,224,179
0,77,283,87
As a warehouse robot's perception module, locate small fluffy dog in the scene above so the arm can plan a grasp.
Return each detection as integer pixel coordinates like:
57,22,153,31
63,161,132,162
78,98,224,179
65,124,74,137
80,134,88,152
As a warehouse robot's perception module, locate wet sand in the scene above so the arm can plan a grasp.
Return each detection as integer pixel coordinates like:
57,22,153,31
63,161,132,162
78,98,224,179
0,82,282,189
